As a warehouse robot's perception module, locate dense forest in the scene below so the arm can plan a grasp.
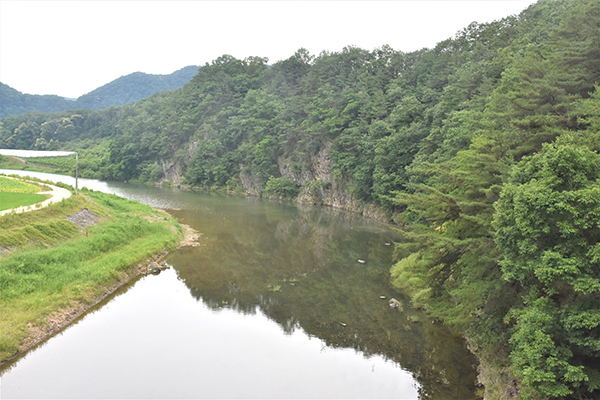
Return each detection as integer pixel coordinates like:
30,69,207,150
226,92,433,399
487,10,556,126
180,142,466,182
0,65,198,118
1,0,599,398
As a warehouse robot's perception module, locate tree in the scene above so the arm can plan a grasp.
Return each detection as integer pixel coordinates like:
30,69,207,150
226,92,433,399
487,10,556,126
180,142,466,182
494,137,600,398
549,0,600,98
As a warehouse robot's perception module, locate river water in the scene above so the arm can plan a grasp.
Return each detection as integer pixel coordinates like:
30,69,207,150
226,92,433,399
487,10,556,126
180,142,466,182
0,170,479,399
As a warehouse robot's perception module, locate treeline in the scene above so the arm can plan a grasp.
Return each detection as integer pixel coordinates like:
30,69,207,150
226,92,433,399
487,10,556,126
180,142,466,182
1,0,599,397
390,0,600,398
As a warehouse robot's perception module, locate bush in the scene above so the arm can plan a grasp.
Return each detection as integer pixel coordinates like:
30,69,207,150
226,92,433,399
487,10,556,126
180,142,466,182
263,176,300,199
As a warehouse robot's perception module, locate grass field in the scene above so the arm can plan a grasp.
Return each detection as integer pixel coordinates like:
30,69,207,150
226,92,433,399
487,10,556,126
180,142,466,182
0,188,182,362
0,192,47,211
0,176,42,193
0,176,48,212
26,156,75,171
0,157,67,175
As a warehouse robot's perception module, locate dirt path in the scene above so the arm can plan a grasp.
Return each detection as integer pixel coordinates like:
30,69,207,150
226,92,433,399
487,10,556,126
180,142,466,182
0,182,72,217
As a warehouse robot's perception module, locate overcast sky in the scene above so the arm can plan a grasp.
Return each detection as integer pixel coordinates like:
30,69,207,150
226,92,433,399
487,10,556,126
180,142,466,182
1,1,538,99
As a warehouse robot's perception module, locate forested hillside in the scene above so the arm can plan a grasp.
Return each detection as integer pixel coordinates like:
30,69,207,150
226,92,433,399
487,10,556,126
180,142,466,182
0,66,198,118
74,65,199,110
0,83,76,119
1,0,599,398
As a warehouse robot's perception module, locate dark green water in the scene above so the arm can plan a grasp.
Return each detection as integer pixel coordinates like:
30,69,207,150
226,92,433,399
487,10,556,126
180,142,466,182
0,171,479,399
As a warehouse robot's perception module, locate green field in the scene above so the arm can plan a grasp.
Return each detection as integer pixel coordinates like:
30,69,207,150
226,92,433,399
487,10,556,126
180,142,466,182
0,157,67,176
0,192,47,212
0,177,47,212
0,176,42,193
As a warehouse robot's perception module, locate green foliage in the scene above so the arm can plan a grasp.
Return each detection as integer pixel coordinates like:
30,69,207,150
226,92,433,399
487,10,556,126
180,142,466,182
264,177,300,199
0,176,42,193
0,82,75,119
549,0,600,98
387,2,600,398
494,139,600,398
495,140,600,291
139,163,163,183
0,67,198,119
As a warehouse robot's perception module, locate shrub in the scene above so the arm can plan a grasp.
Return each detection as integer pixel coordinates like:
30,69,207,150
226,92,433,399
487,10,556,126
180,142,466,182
264,176,300,199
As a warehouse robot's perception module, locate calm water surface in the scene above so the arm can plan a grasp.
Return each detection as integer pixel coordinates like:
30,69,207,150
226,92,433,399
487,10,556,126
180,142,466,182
0,170,479,399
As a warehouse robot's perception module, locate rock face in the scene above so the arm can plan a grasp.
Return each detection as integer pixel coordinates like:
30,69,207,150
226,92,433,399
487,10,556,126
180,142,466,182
158,140,390,220
239,169,263,196
160,159,183,184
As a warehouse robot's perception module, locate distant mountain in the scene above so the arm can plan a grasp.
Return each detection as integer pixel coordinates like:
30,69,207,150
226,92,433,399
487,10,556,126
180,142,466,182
0,65,199,118
0,82,75,118
75,66,199,110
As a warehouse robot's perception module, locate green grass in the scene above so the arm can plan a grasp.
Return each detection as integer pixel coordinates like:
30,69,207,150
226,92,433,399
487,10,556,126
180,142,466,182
0,192,48,211
0,176,42,193
0,156,69,175
0,189,182,361
26,156,75,171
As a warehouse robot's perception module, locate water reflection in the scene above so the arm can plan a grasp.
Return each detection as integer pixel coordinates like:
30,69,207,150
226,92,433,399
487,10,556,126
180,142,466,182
0,170,479,399
167,202,479,399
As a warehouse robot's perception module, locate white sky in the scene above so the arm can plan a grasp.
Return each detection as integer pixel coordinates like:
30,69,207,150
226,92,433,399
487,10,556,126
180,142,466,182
1,0,538,99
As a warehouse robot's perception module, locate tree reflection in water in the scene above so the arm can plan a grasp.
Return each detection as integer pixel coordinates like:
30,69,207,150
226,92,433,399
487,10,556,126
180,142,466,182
167,202,480,400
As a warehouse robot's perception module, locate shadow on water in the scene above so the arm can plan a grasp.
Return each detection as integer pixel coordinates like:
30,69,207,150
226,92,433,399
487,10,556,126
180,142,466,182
167,198,481,400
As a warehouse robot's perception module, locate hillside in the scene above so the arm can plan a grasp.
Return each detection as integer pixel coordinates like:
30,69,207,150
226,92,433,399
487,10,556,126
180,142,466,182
0,65,199,118
74,65,199,110
1,0,599,398
0,83,76,119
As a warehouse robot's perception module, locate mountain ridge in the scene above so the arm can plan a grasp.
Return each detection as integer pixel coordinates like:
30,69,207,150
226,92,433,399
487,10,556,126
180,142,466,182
0,65,199,118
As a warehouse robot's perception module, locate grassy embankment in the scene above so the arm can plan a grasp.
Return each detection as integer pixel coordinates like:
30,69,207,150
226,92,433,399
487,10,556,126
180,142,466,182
0,178,182,362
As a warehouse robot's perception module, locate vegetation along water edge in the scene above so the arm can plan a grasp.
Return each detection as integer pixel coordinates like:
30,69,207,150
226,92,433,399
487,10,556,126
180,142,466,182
1,0,599,397
0,177,187,366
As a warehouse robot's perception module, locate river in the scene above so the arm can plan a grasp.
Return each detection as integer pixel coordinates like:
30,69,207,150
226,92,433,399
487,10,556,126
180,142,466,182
0,170,479,399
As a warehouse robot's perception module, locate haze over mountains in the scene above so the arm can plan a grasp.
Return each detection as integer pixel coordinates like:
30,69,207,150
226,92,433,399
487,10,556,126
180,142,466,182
0,65,199,119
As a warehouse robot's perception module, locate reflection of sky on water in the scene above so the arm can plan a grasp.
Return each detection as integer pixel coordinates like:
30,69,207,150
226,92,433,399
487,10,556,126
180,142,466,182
1,269,419,399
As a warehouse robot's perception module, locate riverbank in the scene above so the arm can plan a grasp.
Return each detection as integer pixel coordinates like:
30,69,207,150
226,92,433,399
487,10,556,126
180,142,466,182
0,186,193,365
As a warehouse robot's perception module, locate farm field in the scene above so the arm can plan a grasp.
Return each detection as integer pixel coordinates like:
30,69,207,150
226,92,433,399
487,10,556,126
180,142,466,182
0,176,42,193
0,192,47,212
0,176,47,211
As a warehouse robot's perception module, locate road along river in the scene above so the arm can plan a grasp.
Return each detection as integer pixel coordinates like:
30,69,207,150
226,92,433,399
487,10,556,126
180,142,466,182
0,170,479,399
